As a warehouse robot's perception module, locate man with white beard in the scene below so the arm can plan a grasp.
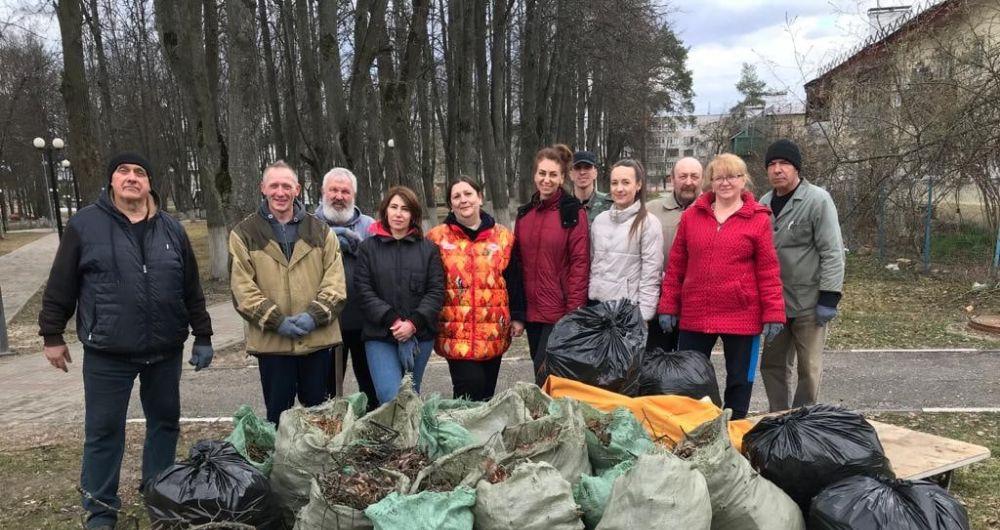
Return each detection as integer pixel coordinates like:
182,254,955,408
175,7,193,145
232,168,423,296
314,167,377,409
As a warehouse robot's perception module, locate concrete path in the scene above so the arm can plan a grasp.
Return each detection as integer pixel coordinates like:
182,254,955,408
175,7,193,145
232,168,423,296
0,301,245,424
0,232,59,324
2,314,998,424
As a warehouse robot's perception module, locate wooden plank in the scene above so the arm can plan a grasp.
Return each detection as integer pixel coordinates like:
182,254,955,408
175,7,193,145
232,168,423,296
868,420,992,480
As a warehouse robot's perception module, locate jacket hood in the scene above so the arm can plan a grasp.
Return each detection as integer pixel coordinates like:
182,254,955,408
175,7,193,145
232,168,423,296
258,198,306,224
607,200,642,224
694,190,770,218
97,187,160,222
370,220,420,240
444,211,497,232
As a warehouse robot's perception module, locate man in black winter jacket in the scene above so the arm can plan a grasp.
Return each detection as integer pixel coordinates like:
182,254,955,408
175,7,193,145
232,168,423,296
37,152,214,530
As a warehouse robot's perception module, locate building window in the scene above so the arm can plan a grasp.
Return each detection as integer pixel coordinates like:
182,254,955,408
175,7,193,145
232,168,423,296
683,149,694,157
667,148,680,157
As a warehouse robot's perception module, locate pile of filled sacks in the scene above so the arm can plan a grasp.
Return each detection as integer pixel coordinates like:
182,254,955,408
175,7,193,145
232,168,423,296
142,377,970,530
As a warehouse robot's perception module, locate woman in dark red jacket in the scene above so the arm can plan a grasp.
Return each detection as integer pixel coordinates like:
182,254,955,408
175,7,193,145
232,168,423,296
509,144,590,385
656,153,785,419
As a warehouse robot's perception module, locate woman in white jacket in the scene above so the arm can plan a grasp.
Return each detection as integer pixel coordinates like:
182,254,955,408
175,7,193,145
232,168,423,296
588,159,664,324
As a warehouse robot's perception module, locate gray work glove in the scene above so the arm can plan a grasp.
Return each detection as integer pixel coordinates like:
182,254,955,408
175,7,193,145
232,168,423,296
815,304,838,327
290,312,317,334
188,344,214,371
398,337,417,373
277,317,307,339
762,322,785,344
657,314,678,334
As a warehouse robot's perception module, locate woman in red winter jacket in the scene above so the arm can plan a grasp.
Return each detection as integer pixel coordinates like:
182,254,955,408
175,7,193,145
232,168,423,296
656,153,785,419
508,144,590,385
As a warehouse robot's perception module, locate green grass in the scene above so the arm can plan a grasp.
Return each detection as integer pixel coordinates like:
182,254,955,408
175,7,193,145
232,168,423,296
829,254,1000,349
930,223,995,265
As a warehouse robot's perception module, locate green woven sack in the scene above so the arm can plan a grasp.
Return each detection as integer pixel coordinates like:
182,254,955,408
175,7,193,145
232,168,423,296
572,460,634,529
364,487,476,530
578,404,655,475
225,404,277,476
418,396,476,460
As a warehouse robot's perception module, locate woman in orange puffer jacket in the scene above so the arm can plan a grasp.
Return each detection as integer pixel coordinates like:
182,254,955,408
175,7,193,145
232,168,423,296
427,177,516,401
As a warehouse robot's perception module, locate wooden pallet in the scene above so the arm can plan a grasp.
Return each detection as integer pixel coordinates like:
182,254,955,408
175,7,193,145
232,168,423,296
868,419,991,487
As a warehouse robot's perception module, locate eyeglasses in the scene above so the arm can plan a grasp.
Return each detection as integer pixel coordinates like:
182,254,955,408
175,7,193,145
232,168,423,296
711,174,743,183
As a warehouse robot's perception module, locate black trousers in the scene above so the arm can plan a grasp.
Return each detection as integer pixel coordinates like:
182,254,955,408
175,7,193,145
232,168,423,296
330,329,378,412
646,318,679,352
81,351,181,528
525,322,554,386
257,348,332,425
447,357,503,401
678,330,760,420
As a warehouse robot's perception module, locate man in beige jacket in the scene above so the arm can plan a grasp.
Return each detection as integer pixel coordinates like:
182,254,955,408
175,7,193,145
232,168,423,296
230,161,347,423
645,157,703,350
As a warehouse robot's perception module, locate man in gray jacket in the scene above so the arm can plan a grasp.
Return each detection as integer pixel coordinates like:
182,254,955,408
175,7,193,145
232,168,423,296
759,139,845,411
314,167,377,409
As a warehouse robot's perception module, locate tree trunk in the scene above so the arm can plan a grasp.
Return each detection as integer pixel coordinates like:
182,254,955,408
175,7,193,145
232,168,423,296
82,0,116,151
56,0,104,203
227,0,262,218
476,0,510,226
317,0,348,167
295,0,330,182
155,0,229,279
258,0,287,160
346,0,388,213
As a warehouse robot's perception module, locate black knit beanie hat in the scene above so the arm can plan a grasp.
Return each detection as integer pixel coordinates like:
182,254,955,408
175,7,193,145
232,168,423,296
107,152,152,184
764,139,802,172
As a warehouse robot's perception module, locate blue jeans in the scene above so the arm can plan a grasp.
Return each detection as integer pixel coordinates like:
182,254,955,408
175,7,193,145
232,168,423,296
81,351,182,528
365,339,434,404
256,348,333,425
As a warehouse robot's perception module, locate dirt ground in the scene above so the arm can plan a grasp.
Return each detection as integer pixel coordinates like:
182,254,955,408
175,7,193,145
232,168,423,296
0,422,232,529
0,230,48,257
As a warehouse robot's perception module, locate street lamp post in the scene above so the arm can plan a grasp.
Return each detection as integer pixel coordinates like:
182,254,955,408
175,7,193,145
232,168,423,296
33,137,65,238
63,159,81,214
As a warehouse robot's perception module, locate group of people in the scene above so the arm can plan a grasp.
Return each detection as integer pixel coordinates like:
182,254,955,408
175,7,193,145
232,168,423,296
37,138,843,529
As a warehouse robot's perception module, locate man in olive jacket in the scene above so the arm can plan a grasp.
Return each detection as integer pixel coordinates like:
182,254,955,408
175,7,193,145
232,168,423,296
759,139,845,412
230,161,347,424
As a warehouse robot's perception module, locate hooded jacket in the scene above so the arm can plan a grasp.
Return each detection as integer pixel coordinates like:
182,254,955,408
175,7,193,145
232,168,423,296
509,188,590,324
38,189,213,357
229,201,347,355
589,201,665,320
314,205,376,331
354,222,445,342
657,190,786,335
427,212,514,361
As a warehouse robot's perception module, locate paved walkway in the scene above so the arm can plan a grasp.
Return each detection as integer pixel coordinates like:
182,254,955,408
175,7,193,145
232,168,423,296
0,301,246,424
0,232,59,324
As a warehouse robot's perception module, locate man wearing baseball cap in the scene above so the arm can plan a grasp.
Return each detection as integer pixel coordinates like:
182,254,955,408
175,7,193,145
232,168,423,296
759,139,845,412
38,152,214,530
570,150,612,224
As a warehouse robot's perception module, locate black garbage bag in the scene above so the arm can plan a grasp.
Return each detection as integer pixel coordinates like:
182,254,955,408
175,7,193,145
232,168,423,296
543,299,646,393
622,348,721,404
809,474,970,530
145,440,283,529
742,404,895,514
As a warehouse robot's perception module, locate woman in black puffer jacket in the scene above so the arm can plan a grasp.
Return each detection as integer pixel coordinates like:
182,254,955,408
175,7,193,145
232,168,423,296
355,186,445,404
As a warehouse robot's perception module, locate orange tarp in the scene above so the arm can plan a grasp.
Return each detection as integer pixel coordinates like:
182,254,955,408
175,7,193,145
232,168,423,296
542,375,753,451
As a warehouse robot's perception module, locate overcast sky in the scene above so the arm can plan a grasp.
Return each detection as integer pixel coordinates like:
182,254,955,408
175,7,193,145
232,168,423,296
672,0,916,114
